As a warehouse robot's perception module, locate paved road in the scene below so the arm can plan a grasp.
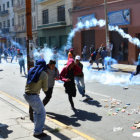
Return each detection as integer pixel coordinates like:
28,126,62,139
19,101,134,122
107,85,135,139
0,61,140,140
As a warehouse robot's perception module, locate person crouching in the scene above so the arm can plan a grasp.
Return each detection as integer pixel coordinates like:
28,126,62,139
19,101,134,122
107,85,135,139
24,59,48,138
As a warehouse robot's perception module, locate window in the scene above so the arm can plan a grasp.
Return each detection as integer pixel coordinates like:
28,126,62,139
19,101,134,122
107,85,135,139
3,4,5,11
18,15,20,26
0,6,1,11
57,5,65,22
7,2,10,8
11,0,14,6
3,21,6,28
42,9,48,24
7,20,10,27
22,14,24,26
0,22,2,28
12,18,14,26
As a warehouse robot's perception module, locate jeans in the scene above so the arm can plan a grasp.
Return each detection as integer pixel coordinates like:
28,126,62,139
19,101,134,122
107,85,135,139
20,64,25,74
24,94,46,135
75,76,85,96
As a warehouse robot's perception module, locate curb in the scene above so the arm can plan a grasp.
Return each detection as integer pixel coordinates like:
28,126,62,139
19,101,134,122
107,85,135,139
0,90,96,140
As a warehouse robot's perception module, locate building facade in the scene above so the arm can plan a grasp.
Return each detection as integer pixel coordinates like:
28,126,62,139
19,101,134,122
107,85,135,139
0,0,15,47
13,0,38,49
72,0,140,64
37,0,73,49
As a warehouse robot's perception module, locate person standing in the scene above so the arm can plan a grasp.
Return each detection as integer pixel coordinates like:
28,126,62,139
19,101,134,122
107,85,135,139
101,47,107,70
60,58,82,111
68,48,74,60
52,48,58,68
24,59,48,138
43,60,59,106
130,53,140,80
0,46,2,63
18,53,26,75
89,49,99,69
108,42,113,57
4,49,8,62
82,45,87,61
75,56,86,97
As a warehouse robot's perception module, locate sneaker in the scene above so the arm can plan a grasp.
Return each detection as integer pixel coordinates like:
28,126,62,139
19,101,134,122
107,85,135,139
33,132,47,138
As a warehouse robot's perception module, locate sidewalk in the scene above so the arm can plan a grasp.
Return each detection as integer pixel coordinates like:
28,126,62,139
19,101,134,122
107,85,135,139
92,63,136,73
0,92,88,140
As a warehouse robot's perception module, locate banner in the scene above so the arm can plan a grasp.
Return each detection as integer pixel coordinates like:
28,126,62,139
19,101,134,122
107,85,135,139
78,14,95,24
108,9,130,26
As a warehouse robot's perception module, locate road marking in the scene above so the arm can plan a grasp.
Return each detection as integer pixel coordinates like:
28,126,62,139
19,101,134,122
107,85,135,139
0,90,96,140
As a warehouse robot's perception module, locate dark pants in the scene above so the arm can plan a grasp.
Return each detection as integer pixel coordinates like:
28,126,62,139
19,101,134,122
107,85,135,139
64,82,76,109
130,65,140,80
135,65,140,75
43,87,53,106
29,87,54,122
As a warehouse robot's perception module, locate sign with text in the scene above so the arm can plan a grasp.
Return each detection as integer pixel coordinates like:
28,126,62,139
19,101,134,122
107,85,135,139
108,9,130,26
78,14,95,24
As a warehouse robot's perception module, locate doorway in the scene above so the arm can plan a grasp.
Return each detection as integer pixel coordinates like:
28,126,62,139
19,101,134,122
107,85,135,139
81,29,95,59
110,28,128,62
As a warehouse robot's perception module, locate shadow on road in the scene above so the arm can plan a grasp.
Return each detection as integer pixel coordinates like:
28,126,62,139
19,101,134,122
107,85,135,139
47,109,102,127
44,125,71,140
0,123,13,138
82,95,102,107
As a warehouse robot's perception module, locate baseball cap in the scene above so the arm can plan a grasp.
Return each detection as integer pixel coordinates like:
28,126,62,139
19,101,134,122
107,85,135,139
75,55,81,60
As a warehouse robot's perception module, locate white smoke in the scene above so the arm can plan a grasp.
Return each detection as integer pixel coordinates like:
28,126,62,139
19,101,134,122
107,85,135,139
66,18,140,49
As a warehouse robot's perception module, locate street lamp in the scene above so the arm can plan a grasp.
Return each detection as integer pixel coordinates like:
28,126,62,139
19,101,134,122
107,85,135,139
104,0,110,49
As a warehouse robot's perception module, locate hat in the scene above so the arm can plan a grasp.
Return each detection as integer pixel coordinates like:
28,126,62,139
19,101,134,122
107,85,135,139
75,55,81,60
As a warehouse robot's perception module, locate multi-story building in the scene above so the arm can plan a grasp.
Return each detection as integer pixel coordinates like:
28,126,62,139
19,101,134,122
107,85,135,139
13,0,26,48
0,0,15,47
37,0,73,48
13,0,38,48
72,0,140,64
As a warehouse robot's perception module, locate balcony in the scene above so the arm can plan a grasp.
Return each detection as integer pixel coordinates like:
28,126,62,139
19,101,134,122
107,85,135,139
13,4,26,12
38,21,66,30
37,0,52,5
0,10,9,17
14,25,26,33
1,28,9,34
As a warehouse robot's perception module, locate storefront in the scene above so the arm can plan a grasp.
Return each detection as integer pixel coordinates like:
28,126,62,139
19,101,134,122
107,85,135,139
72,0,140,64
38,25,71,49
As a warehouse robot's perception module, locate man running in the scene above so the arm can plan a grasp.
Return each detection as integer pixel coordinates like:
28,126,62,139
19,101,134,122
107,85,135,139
43,60,59,106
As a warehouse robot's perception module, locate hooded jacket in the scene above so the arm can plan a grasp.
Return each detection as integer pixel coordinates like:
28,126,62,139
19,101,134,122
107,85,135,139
60,58,82,82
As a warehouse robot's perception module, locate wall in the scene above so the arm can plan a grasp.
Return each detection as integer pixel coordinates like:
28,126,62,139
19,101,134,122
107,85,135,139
72,0,140,64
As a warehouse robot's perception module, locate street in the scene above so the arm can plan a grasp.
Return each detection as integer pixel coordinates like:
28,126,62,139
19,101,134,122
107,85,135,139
0,61,140,140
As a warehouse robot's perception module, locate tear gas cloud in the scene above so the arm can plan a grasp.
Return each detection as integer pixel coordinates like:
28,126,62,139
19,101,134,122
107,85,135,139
1,18,140,87
66,18,140,49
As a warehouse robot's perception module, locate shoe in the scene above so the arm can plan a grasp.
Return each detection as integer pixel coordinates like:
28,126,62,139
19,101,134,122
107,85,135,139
33,132,47,138
82,94,85,97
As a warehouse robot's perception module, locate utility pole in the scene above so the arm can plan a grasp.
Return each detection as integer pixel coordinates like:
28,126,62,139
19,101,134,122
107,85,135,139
104,0,110,49
25,0,34,71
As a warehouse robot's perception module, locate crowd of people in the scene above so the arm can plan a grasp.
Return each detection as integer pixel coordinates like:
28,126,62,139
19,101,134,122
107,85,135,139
24,48,87,138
